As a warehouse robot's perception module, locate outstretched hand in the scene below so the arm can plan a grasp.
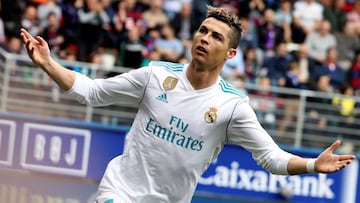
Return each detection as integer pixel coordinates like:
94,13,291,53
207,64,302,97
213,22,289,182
20,28,51,67
19,28,76,91
315,140,356,173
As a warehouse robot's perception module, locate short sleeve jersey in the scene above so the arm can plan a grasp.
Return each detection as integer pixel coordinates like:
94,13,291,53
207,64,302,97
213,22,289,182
67,61,292,203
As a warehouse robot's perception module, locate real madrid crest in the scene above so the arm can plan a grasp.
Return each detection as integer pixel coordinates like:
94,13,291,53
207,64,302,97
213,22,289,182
204,107,217,124
163,76,178,91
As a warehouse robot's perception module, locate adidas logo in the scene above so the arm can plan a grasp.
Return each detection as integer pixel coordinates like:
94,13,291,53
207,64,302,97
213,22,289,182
156,93,168,103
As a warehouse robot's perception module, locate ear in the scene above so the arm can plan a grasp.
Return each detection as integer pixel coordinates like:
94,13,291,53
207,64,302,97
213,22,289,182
226,48,237,59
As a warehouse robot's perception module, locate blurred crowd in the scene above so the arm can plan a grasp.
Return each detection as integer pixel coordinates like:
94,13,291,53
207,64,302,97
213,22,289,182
2,0,360,142
0,0,360,95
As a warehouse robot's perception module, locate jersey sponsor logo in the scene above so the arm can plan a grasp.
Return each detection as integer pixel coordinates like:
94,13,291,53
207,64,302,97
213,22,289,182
163,76,178,91
156,93,168,103
145,116,204,151
204,107,217,124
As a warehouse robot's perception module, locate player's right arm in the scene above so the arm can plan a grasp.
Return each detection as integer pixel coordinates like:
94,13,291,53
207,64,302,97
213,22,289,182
20,28,75,91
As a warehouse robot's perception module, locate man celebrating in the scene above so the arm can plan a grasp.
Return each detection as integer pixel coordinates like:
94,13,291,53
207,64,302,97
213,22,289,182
20,6,355,203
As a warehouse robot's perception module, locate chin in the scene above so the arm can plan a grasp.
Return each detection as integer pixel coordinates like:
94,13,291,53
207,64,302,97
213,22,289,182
192,57,206,66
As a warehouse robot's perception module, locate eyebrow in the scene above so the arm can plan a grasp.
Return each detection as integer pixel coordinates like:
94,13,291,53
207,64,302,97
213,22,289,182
199,25,225,40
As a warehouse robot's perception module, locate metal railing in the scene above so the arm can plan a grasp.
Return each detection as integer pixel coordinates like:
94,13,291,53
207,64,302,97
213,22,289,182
1,48,359,153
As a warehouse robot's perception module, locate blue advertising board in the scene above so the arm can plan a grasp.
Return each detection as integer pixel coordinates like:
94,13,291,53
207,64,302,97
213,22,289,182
196,144,359,203
0,113,126,180
0,112,358,203
0,120,16,166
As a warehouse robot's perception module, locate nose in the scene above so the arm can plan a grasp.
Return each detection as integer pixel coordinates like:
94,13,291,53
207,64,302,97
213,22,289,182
200,34,210,45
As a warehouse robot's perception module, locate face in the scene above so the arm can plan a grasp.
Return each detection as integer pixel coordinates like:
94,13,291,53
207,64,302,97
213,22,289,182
298,44,308,57
318,75,330,91
191,17,235,69
327,48,338,61
319,21,331,35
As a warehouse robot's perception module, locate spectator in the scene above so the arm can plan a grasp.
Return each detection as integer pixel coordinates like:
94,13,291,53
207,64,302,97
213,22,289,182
101,0,116,20
154,23,184,62
305,74,333,136
239,16,261,70
332,83,357,131
239,17,259,50
284,61,305,89
171,1,196,62
248,0,266,25
335,21,360,71
291,43,321,88
347,0,360,35
162,0,190,21
277,61,303,135
322,0,347,34
99,0,118,49
77,0,110,61
274,0,293,42
171,2,195,40
262,42,293,86
61,46,85,76
119,26,146,68
250,76,277,130
0,36,28,70
190,0,211,31
350,51,360,91
114,0,144,34
0,36,23,54
305,20,337,64
292,0,324,43
37,0,62,29
221,46,245,85
142,0,168,29
257,8,285,59
41,12,66,57
112,0,127,39
59,0,82,48
244,47,262,83
2,0,23,37
21,4,42,37
321,47,347,90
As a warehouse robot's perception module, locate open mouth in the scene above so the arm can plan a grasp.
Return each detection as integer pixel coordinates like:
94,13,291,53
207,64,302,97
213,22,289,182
196,46,207,54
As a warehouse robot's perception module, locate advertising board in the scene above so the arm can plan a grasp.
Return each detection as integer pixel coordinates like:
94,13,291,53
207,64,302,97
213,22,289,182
0,112,358,203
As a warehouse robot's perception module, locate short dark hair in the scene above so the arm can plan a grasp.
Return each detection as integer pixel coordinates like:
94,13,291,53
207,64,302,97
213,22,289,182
206,6,242,49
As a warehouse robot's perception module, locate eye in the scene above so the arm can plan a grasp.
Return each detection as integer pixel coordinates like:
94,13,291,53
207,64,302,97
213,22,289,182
213,33,223,41
199,26,207,34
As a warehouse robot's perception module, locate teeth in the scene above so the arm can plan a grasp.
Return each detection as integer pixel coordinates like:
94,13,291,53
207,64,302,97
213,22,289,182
197,47,206,52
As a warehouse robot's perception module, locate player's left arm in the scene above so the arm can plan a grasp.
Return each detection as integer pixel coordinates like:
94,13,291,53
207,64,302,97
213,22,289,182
228,101,356,175
287,140,356,175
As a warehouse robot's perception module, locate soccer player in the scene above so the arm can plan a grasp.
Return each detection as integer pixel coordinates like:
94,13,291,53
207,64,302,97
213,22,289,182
20,6,355,203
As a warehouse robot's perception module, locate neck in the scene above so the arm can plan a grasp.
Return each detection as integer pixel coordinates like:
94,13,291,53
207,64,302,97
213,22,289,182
186,61,222,90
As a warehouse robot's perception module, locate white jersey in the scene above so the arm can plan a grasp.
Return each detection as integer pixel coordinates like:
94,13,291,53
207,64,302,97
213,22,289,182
67,61,293,203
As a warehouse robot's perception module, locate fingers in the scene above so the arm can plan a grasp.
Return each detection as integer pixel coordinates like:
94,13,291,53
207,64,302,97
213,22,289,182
20,28,34,44
327,140,341,153
36,36,47,46
339,154,356,161
338,159,353,169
